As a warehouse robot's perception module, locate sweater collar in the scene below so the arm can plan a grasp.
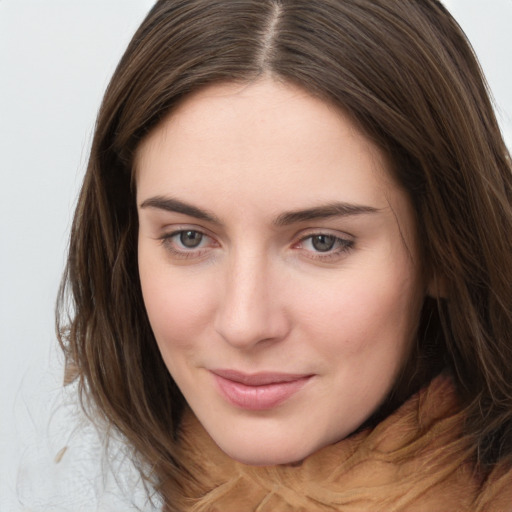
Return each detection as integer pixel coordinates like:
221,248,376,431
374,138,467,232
169,375,488,511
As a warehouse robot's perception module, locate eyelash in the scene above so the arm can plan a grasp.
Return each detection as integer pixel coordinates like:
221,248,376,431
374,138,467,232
159,229,217,260
158,229,354,262
294,233,354,261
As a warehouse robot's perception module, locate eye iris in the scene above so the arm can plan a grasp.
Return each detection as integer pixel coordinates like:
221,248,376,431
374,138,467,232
180,231,203,248
312,234,336,252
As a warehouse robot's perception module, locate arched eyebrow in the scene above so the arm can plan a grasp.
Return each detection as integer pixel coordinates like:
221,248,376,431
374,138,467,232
139,196,380,226
273,202,380,226
139,196,221,224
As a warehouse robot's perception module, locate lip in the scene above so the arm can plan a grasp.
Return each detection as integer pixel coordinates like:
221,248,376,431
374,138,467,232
211,369,313,410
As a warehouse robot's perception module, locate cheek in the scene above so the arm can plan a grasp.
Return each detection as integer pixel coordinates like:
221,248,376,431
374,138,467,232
297,263,423,360
138,249,215,354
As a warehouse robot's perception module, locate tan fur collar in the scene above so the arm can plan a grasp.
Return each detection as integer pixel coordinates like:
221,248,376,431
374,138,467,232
166,376,511,511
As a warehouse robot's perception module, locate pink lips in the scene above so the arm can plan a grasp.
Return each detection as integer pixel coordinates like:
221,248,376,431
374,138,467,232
211,369,312,410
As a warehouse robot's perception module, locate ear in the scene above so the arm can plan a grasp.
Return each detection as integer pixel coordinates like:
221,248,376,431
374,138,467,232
426,272,447,299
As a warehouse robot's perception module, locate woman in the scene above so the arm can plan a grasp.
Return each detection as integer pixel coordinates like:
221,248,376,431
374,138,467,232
57,0,512,510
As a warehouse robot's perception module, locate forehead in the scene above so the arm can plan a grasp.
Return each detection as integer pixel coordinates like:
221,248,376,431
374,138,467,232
135,79,402,215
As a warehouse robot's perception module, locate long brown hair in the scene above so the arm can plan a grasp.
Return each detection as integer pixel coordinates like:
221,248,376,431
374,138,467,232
57,0,512,503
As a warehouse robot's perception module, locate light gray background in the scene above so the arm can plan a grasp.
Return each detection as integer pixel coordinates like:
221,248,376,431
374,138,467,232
1,1,511,510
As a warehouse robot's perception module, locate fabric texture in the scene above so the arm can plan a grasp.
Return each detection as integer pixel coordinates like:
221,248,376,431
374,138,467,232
168,375,511,511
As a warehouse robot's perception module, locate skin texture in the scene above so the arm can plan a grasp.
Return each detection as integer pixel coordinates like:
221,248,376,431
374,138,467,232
136,78,429,466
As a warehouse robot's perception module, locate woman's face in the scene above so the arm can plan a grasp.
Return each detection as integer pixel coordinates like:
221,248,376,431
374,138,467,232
136,79,427,465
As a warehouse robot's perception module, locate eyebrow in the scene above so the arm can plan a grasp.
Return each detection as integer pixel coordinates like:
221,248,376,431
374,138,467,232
140,196,221,224
274,202,380,226
139,196,380,226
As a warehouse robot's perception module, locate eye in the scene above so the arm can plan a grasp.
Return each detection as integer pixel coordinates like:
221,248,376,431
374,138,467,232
159,229,218,259
309,234,337,252
295,232,354,261
178,230,204,248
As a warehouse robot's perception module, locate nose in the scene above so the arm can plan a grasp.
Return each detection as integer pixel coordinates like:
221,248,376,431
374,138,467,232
214,252,290,350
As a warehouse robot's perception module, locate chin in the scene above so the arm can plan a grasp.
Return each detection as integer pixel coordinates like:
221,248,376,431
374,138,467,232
215,435,320,467
225,449,305,467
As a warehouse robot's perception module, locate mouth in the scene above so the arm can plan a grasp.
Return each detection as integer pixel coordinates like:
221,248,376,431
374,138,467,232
210,369,313,410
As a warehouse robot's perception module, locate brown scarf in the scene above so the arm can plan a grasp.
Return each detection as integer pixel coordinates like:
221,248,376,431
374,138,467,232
165,375,511,511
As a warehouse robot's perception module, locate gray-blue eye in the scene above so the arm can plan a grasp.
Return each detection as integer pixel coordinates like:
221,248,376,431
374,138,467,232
311,234,336,252
179,230,204,248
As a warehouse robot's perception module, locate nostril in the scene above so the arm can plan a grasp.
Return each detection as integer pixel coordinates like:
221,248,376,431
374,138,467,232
213,257,290,348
